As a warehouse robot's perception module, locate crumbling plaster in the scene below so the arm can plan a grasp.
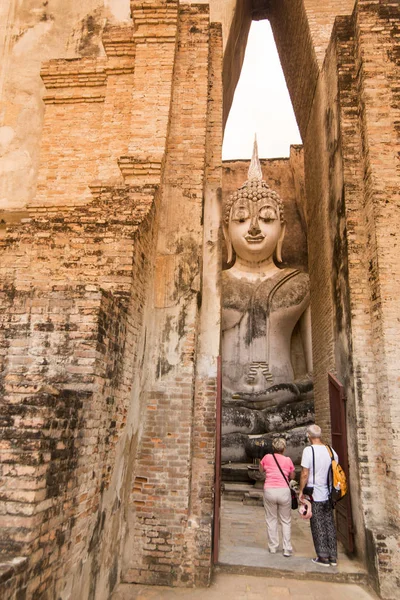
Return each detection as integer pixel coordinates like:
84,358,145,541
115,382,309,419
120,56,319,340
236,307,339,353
0,0,129,211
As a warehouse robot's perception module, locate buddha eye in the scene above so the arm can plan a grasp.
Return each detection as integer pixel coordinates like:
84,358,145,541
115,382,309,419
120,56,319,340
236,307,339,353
232,208,250,222
259,206,277,222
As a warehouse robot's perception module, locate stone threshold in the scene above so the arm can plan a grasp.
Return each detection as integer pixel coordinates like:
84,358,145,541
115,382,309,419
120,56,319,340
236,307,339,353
214,560,369,586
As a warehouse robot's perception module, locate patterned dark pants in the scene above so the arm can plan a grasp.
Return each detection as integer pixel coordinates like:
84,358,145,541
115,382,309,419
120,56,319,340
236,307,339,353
310,500,337,560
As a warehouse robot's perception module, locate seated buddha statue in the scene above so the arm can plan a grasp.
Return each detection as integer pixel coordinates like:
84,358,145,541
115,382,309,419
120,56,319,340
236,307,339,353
221,141,314,463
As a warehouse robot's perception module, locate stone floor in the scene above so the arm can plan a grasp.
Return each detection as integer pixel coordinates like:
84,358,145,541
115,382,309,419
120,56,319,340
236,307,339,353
113,572,377,599
218,497,367,580
112,498,377,599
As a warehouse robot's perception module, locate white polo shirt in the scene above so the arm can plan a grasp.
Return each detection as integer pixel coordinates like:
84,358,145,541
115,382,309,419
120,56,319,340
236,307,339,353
301,444,339,502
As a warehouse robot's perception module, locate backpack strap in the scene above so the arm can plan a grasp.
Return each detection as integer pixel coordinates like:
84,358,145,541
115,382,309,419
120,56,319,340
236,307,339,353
325,444,334,460
311,445,315,486
272,453,290,488
325,445,334,490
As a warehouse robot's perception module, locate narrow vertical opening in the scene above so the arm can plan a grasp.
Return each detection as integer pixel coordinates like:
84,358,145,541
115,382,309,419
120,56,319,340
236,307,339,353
218,17,314,570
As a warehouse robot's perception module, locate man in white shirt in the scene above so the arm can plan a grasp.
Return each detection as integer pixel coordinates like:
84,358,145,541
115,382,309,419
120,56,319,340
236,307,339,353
299,424,338,567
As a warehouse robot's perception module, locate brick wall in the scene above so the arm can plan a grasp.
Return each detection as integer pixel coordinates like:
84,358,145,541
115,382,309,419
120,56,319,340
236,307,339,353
304,0,356,65
302,2,400,597
0,185,156,301
0,3,163,598
121,3,218,587
0,198,158,600
0,1,399,598
0,287,125,597
352,2,400,595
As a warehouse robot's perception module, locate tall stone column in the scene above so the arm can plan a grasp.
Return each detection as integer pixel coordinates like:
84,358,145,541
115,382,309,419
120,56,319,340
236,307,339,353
121,2,221,587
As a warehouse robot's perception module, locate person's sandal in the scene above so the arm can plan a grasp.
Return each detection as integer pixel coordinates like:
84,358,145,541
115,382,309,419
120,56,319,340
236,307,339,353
311,557,330,567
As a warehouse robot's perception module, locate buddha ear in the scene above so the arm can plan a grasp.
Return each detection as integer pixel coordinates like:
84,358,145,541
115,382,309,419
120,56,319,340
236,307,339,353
275,222,286,263
222,222,233,264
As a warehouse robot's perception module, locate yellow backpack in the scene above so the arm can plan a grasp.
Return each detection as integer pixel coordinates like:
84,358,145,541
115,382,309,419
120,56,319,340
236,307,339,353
326,445,348,502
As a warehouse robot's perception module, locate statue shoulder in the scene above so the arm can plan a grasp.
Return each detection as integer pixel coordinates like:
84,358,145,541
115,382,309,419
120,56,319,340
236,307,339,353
279,268,309,287
222,269,254,311
270,268,310,309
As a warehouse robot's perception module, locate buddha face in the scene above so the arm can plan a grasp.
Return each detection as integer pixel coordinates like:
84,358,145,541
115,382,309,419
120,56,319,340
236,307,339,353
228,198,285,264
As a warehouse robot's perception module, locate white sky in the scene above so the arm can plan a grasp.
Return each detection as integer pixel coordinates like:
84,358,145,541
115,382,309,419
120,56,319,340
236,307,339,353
222,20,302,160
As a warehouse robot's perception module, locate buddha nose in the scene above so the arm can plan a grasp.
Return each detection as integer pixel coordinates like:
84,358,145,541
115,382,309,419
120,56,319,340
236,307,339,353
248,216,261,236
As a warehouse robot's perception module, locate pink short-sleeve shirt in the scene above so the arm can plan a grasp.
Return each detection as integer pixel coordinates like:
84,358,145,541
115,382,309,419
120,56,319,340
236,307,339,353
260,453,295,488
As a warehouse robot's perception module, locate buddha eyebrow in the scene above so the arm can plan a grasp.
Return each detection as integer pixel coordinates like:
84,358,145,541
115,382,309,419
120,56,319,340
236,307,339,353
260,204,277,211
259,205,278,214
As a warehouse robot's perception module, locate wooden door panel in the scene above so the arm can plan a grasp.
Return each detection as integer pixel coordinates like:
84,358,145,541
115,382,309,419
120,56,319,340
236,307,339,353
328,373,354,553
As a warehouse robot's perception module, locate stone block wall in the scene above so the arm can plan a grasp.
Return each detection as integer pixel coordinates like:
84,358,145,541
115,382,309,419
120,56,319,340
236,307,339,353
0,3,165,598
299,2,400,597
0,287,127,597
1,0,222,597
121,3,222,588
0,0,399,598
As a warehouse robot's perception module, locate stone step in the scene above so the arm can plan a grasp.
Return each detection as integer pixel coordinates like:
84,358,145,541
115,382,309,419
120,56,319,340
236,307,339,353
222,462,253,483
214,561,369,587
223,482,254,501
243,495,264,507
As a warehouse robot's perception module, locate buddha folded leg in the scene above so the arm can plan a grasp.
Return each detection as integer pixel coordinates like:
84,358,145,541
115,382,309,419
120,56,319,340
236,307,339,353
222,397,314,435
230,379,313,410
229,378,313,410
221,425,308,465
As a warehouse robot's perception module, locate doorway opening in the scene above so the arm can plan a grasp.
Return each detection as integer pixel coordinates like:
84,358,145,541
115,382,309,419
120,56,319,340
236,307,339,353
215,17,358,577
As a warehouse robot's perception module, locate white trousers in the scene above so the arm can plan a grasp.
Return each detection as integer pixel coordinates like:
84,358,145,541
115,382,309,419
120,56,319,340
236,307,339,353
263,487,292,552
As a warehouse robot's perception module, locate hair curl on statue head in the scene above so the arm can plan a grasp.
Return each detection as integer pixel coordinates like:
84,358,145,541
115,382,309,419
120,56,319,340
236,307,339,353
223,179,285,225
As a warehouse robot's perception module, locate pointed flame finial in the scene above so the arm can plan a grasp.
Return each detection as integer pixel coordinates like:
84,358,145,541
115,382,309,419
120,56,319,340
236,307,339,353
247,134,263,181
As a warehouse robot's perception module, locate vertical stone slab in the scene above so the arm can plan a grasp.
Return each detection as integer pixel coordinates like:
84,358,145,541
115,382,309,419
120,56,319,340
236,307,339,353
122,3,214,586
185,20,223,586
330,11,373,564
302,3,400,596
352,2,400,596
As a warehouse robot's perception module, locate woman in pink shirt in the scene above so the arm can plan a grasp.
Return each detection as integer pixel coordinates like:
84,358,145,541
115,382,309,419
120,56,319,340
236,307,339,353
259,438,296,557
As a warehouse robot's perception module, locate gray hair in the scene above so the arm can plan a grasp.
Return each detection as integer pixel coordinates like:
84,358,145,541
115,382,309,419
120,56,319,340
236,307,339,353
307,424,322,439
272,437,287,453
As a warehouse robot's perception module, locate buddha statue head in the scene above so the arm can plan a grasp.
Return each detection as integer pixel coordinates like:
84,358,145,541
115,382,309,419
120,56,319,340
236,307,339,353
223,139,286,265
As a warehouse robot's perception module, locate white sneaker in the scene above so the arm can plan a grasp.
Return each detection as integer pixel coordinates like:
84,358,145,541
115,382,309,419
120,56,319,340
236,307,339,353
269,548,277,554
283,550,292,557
